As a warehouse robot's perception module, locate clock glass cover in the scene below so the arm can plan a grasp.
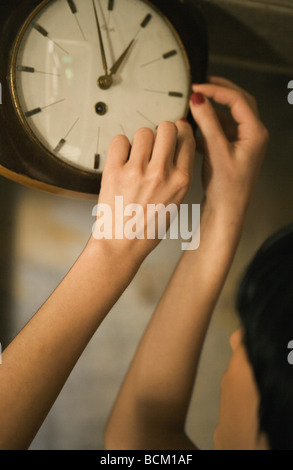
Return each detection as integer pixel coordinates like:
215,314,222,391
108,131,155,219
11,0,191,174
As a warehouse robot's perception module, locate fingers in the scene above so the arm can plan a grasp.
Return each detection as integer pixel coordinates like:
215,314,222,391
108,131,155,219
192,84,259,134
174,119,196,174
149,121,178,169
128,128,154,169
191,79,264,145
207,76,240,89
105,120,195,178
189,92,228,150
149,120,195,178
104,134,131,171
207,76,260,116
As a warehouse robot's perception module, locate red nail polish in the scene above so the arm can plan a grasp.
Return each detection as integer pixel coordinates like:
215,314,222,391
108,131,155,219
191,92,205,105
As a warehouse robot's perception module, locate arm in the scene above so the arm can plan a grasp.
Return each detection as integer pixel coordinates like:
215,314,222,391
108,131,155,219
104,77,269,450
0,121,195,450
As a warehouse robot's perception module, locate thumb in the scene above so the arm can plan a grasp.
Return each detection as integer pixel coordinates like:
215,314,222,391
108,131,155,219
190,92,227,151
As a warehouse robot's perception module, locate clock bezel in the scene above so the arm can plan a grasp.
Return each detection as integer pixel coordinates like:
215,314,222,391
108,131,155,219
9,0,192,177
0,0,208,197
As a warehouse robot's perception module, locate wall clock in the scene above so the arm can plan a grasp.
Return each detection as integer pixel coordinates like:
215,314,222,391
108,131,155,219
0,0,208,197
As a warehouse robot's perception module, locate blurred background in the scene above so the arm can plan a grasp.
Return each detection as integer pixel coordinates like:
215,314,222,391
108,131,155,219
1,0,293,450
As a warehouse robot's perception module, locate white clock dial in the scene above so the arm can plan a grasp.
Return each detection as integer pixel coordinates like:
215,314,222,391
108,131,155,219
11,0,191,173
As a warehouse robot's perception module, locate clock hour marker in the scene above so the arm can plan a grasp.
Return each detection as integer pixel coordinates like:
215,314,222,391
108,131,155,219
67,0,77,14
94,127,101,169
94,154,100,170
17,65,35,73
25,99,65,118
141,50,178,68
17,65,61,76
134,12,152,38
33,23,48,37
141,14,152,28
54,118,79,153
108,0,114,10
162,50,177,60
144,89,184,98
66,0,86,40
33,23,69,54
168,91,184,98
25,107,42,117
54,138,66,153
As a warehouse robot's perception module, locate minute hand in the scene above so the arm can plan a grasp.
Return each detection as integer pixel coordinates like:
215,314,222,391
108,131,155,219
109,39,135,76
92,0,109,76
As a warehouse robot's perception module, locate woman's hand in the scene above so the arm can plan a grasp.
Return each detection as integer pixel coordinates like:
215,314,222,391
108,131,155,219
190,76,269,219
91,120,195,263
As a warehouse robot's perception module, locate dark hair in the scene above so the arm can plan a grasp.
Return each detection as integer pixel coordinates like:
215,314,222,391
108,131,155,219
236,223,293,450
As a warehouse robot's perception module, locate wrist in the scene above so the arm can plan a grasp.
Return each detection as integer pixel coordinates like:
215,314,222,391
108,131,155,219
200,199,246,247
85,235,144,275
201,196,247,230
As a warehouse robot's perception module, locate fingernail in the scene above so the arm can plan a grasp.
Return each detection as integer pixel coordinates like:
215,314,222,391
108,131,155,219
191,92,205,105
180,118,189,123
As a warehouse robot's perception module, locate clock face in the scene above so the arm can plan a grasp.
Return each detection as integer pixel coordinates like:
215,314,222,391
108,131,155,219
10,0,191,174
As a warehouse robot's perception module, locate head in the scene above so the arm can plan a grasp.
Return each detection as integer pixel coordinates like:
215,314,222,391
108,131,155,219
214,223,293,450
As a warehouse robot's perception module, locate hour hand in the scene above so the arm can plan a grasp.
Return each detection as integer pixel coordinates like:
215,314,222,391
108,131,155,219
98,38,135,89
109,39,135,76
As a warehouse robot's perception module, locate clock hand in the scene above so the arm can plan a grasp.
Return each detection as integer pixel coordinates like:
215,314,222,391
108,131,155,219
109,39,135,76
98,38,135,89
92,0,111,83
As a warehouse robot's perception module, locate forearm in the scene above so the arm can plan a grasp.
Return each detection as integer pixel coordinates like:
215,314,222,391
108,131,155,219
105,207,244,449
105,77,268,450
0,238,139,450
0,119,195,450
